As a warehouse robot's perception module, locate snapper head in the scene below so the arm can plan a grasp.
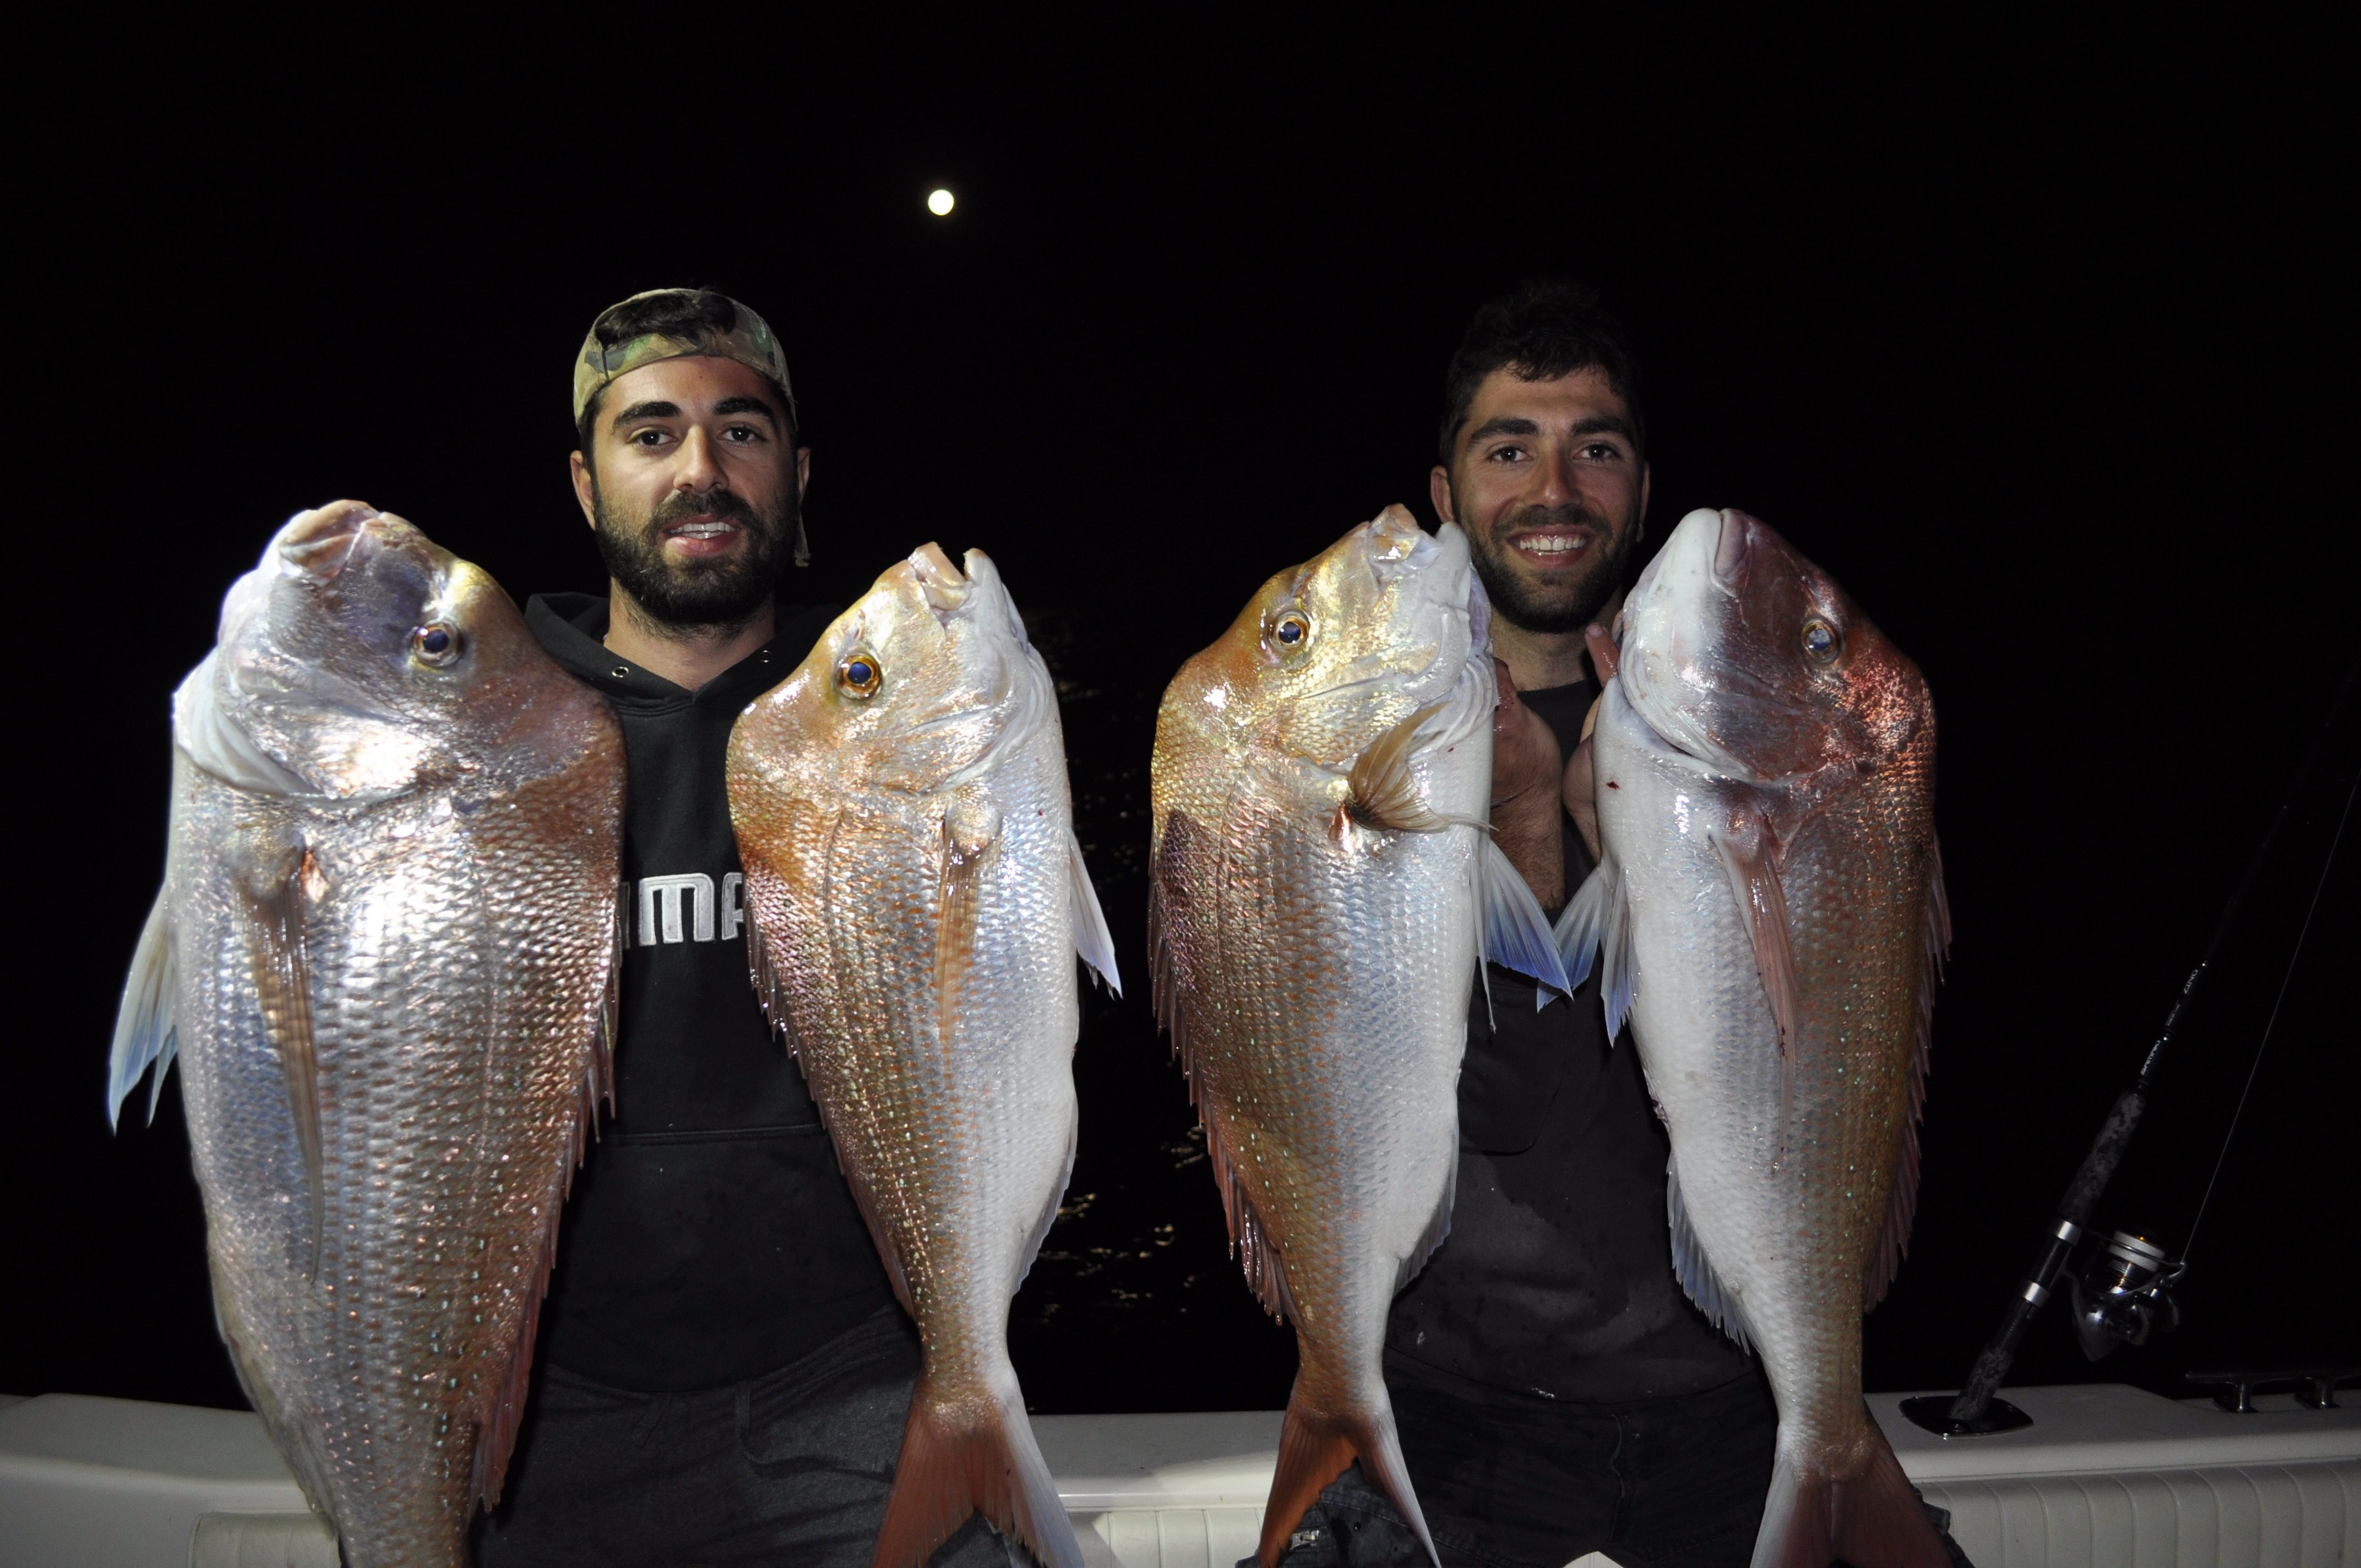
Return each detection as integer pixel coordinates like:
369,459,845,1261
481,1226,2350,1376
183,500,552,801
767,543,1048,796
1620,508,1928,783
1177,504,1484,768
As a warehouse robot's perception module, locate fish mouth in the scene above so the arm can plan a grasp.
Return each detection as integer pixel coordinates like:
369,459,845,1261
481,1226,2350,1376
275,500,382,584
1710,507,1760,591
908,542,973,617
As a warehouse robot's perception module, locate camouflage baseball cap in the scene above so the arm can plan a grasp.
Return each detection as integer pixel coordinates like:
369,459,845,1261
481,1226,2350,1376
572,287,795,425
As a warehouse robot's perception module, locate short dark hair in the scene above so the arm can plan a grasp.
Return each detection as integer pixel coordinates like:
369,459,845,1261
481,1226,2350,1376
574,287,798,459
1438,279,1644,466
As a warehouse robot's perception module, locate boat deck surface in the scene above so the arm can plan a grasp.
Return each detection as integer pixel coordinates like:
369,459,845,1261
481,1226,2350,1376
2,1384,2353,1566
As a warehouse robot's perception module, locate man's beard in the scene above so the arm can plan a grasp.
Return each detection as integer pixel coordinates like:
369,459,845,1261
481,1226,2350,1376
1465,500,1638,635
592,480,798,634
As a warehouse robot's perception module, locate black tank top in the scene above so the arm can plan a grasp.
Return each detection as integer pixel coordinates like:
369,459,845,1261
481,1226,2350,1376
1385,679,1753,1403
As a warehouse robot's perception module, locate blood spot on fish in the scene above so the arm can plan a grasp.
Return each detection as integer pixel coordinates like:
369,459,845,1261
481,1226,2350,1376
1607,780,1619,789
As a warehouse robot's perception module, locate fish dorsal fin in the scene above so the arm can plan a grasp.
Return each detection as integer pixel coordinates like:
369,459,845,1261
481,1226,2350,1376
1865,839,1950,1309
1668,1153,1756,1353
1200,1106,1299,1324
1555,853,1637,1040
1476,835,1571,1004
1067,831,1121,996
1342,702,1455,833
742,886,802,1063
1147,810,1203,1087
476,876,625,1510
107,890,179,1129
233,851,327,1278
1149,808,1299,1322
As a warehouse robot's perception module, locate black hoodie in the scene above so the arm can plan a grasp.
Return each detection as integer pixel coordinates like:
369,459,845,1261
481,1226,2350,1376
524,592,892,1392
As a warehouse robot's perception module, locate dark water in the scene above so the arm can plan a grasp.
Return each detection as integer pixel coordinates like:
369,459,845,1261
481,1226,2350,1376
1007,609,1300,1413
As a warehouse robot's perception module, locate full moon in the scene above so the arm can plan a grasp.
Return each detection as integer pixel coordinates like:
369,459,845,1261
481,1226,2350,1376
927,188,955,216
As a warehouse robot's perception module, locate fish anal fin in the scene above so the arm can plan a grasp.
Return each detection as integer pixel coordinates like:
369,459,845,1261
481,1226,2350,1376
1341,702,1453,834
872,1371,1081,1568
1398,1133,1456,1291
933,793,1002,1046
1257,1394,1438,1568
235,854,325,1276
1066,831,1121,996
1866,837,1949,1309
1668,1155,1755,1353
1015,1112,1079,1292
108,889,179,1129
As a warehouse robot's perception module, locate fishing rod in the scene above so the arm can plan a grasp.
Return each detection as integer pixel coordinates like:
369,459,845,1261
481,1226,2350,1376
1904,663,2358,1437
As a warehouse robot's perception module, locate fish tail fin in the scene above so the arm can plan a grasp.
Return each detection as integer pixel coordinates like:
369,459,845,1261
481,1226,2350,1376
871,1368,1080,1568
1257,1386,1438,1568
1753,1420,1949,1568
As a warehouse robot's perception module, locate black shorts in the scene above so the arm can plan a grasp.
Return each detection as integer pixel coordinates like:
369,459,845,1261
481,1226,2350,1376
475,1304,1015,1568
1272,1366,1778,1568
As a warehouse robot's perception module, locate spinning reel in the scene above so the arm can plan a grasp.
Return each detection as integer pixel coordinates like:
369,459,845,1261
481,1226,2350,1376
2068,1229,2186,1359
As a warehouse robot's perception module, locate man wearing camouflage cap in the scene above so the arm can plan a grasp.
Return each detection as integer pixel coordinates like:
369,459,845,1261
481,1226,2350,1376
476,288,1011,1566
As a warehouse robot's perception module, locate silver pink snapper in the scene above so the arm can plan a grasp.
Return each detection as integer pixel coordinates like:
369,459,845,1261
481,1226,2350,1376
1563,507,1950,1568
727,545,1113,1568
108,502,623,1567
1150,506,1566,1568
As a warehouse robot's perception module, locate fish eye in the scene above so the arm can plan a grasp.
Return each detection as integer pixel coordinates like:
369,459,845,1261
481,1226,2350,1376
410,622,461,668
1801,617,1840,664
1269,608,1314,654
836,649,883,699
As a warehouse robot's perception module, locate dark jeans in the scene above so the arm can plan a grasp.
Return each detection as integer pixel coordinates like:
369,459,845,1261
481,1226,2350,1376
475,1303,1015,1567
1269,1366,1779,1568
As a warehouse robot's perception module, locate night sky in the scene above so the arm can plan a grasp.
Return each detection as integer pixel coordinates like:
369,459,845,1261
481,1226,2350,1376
13,23,2352,1416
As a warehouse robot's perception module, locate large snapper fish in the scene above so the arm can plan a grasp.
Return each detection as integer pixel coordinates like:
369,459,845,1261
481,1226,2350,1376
107,502,623,1567
1563,507,1950,1568
726,544,1112,1568
1149,505,1565,1568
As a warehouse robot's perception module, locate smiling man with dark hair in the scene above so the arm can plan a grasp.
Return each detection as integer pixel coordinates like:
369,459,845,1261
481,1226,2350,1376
1270,281,1781,1568
475,288,1010,1568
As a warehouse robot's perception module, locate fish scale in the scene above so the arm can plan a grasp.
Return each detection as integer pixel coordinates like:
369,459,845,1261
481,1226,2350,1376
112,504,622,1568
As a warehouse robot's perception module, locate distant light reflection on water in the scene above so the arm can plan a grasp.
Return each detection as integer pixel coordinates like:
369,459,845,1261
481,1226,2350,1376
1010,608,1298,1414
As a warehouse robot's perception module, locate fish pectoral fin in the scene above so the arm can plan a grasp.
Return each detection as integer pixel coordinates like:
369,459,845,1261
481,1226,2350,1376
1067,831,1122,997
933,793,1004,1044
1555,853,1636,1039
1667,1155,1756,1353
1340,702,1455,833
1476,836,1572,1001
107,890,179,1129
1710,816,1801,1053
235,854,326,1276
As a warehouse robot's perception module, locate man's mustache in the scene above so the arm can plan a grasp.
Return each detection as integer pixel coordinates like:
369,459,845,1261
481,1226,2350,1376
646,487,764,533
1493,501,1609,538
